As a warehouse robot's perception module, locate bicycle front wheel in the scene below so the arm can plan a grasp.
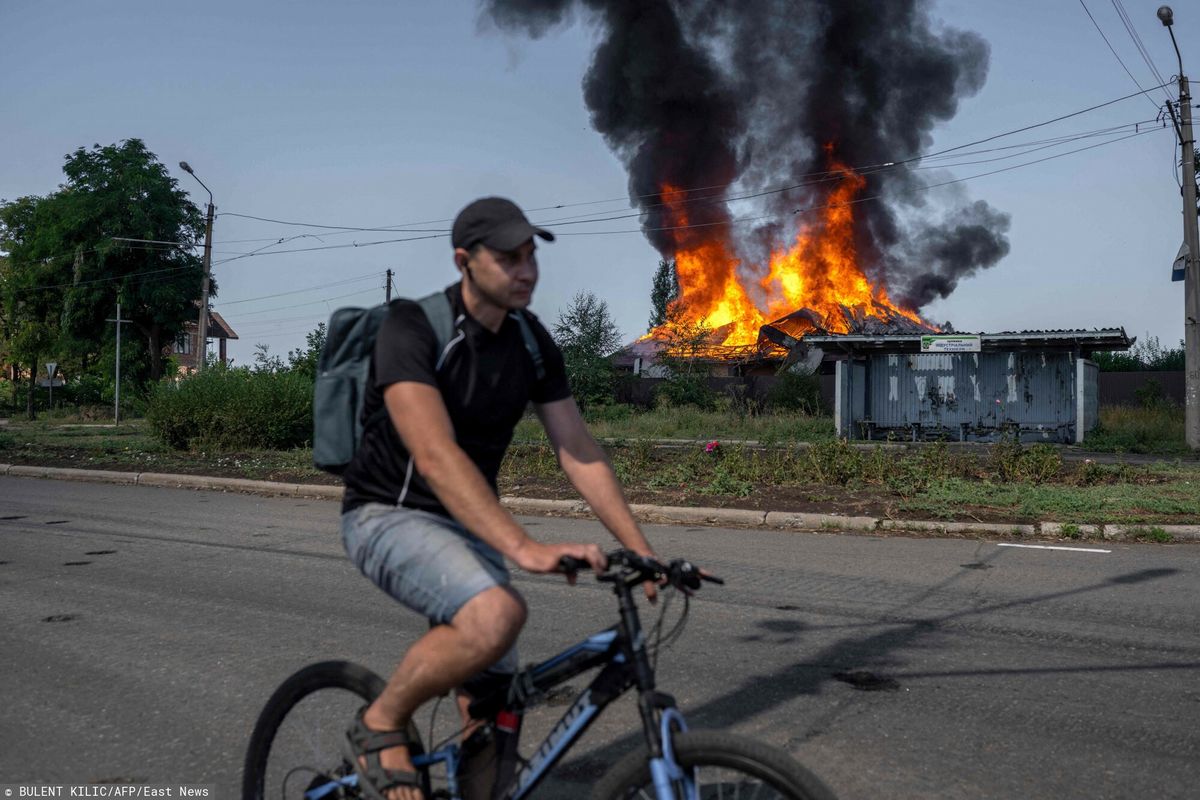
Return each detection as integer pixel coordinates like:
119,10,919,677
592,730,837,800
241,660,426,800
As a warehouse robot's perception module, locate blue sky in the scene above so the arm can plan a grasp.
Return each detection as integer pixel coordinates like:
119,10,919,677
2,0,1196,365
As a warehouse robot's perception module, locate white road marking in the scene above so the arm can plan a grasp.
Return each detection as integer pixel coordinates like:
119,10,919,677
997,543,1111,554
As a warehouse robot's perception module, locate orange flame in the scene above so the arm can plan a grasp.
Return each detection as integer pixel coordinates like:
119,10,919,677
648,153,928,349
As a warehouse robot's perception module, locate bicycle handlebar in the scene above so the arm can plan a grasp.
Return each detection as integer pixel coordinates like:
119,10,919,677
557,549,723,591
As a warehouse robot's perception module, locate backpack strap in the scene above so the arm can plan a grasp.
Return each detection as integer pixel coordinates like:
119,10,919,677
416,291,544,382
417,291,458,363
510,311,546,383
360,293,457,438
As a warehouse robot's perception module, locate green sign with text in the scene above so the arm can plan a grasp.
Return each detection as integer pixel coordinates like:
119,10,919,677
920,335,981,353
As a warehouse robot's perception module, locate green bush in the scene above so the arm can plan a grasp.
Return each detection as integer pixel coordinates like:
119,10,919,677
583,402,635,424
805,439,864,485
654,374,718,411
146,367,313,450
1085,405,1186,454
767,371,824,414
989,436,1062,483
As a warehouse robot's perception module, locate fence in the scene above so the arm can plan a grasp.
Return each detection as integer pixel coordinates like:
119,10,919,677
1098,371,1185,406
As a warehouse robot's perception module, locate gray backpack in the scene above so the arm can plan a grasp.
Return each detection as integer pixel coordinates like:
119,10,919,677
312,291,545,475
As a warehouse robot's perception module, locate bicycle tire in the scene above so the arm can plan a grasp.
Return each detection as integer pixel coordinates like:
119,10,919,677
242,660,426,800
591,730,837,800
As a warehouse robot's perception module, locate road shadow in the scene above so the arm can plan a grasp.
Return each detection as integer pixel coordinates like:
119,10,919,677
558,561,1183,776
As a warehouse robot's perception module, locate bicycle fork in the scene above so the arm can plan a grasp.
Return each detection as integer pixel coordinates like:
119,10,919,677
618,585,697,800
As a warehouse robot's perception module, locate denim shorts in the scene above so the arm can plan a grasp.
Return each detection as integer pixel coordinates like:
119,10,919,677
341,502,518,672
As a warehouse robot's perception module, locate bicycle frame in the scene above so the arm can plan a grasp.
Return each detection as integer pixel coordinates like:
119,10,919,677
310,570,694,800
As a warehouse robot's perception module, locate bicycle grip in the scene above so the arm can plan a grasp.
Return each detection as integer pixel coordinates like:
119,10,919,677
557,555,590,573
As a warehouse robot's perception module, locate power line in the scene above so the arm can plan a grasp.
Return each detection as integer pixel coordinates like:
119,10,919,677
554,126,1168,237
218,271,382,306
20,122,1167,282
219,211,451,233
209,232,447,265
8,263,198,293
222,287,380,318
1077,0,1162,110
536,117,1165,228
1111,0,1171,99
212,83,1172,238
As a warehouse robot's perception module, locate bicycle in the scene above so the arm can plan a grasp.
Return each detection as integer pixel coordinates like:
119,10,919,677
242,549,837,800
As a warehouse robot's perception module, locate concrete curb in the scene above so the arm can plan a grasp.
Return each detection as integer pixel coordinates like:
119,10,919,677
765,511,878,532
501,497,590,515
629,504,767,527
3,462,1198,543
879,519,1038,537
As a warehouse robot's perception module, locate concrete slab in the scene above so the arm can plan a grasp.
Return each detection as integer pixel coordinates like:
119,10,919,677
501,497,589,515
629,505,766,527
765,511,878,531
1041,522,1102,538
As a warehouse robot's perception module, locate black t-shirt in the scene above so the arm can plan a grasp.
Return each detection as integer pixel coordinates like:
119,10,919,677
341,282,571,515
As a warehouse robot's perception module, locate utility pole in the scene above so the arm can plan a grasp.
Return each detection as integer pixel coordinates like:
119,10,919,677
386,268,394,302
107,303,130,425
180,162,215,372
1158,7,1200,449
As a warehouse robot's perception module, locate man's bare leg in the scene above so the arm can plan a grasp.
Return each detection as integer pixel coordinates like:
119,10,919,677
358,585,527,800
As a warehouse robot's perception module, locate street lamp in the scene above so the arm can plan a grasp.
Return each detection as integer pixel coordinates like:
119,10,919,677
180,161,215,372
1156,7,1200,449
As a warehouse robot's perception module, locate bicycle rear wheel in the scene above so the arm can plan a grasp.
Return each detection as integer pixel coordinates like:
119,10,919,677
592,730,837,800
242,660,426,800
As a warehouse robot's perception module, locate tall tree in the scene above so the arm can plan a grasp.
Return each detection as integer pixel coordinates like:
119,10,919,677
0,139,208,384
0,196,69,417
552,291,622,409
287,322,327,381
648,259,679,330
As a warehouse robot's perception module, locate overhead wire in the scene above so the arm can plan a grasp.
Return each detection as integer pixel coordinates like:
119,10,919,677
534,116,1166,228
209,232,447,265
1108,0,1166,85
553,126,1169,236
212,82,1172,238
218,270,382,306
5,82,1177,304
1077,0,1164,111
1111,0,1171,95
222,287,380,318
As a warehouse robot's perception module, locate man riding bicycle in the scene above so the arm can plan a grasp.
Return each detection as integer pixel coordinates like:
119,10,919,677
338,196,658,800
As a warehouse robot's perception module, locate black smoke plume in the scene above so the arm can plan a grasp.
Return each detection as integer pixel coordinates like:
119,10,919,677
480,0,1011,313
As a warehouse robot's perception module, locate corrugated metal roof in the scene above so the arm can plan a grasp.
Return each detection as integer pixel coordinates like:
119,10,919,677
805,328,1131,353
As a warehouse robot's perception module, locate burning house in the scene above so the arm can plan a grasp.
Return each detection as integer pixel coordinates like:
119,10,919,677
489,1,1108,438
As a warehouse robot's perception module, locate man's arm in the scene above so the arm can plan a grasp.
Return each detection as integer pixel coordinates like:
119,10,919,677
535,397,655,559
383,381,605,573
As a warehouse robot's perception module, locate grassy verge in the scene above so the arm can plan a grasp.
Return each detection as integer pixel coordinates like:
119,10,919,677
498,439,1200,525
1084,405,1188,455
0,419,332,484
898,475,1199,524
3,416,1198,526
514,405,835,444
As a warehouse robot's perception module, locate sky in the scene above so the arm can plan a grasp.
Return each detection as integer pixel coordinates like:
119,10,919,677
2,0,1197,366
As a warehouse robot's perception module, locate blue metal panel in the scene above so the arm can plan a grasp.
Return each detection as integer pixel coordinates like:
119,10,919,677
860,351,1081,442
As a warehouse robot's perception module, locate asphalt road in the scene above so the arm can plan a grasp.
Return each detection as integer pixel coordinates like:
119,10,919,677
1,476,1198,799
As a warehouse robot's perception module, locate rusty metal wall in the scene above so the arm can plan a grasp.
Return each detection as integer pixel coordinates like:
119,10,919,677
853,351,1081,442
